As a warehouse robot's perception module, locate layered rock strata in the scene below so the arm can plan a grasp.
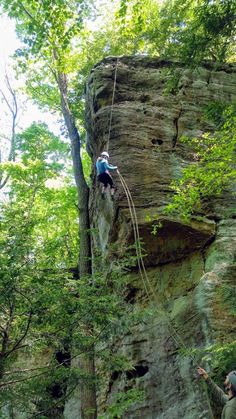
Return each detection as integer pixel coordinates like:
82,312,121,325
85,57,236,419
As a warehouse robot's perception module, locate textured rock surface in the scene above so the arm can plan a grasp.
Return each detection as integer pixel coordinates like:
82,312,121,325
84,57,236,419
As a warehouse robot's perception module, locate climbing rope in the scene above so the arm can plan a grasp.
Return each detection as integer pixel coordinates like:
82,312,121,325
107,59,119,146
118,171,151,299
106,59,199,367
117,171,199,366
118,172,154,296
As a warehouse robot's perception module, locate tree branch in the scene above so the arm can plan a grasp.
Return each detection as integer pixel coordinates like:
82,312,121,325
18,1,35,20
3,365,49,376
0,327,111,388
5,311,32,358
0,74,18,188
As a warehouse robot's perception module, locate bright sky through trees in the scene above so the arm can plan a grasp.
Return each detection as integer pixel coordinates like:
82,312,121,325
0,14,60,134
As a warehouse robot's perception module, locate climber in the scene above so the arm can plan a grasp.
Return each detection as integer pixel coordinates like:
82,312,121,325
96,151,118,199
197,367,236,419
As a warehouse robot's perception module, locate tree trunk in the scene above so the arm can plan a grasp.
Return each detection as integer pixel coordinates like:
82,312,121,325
57,71,97,419
80,350,97,418
0,357,5,380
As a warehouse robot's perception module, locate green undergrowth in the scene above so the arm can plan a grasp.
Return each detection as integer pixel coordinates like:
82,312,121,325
99,388,145,419
164,104,236,221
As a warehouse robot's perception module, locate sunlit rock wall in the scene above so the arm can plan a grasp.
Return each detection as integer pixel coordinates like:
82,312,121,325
85,57,236,419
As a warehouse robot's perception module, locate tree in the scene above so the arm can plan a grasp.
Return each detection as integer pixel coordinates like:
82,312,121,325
164,105,236,219
0,158,135,418
159,0,236,63
0,1,99,415
1,0,148,415
0,118,136,416
115,0,236,63
0,73,18,189
0,122,77,416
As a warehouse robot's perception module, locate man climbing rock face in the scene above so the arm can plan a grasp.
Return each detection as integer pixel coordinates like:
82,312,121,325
197,367,236,419
96,151,118,200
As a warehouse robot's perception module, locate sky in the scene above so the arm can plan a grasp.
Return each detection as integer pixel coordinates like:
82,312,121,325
0,14,60,136
0,0,119,134
0,15,20,63
0,14,64,196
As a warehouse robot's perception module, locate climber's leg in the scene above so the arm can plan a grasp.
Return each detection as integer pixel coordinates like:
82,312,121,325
110,186,115,200
97,173,115,200
107,175,115,200
97,173,108,198
101,184,106,199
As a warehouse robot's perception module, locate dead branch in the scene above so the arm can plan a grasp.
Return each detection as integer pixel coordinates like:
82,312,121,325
0,73,18,189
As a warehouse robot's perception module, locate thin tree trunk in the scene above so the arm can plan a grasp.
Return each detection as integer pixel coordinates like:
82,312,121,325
0,73,18,189
57,71,97,419
0,358,4,380
80,350,97,418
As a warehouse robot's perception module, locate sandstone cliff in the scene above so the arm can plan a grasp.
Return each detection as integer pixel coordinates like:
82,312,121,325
85,57,236,419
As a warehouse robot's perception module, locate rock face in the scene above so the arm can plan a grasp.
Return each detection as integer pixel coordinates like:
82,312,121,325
85,57,236,418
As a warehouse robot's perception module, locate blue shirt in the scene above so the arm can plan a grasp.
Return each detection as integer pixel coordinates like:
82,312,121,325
96,158,117,175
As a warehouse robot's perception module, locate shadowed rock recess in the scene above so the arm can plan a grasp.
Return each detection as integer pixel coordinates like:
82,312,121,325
85,57,236,419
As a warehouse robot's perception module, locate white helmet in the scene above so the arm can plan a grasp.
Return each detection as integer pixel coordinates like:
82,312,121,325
101,151,109,158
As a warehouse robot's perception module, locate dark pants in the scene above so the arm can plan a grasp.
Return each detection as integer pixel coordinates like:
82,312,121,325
97,173,114,188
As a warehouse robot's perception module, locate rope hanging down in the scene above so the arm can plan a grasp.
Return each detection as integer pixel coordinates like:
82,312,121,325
117,171,199,367
107,59,119,146
106,60,199,367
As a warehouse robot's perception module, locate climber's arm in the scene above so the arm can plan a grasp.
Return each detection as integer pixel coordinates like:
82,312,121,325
197,367,228,406
104,162,118,171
